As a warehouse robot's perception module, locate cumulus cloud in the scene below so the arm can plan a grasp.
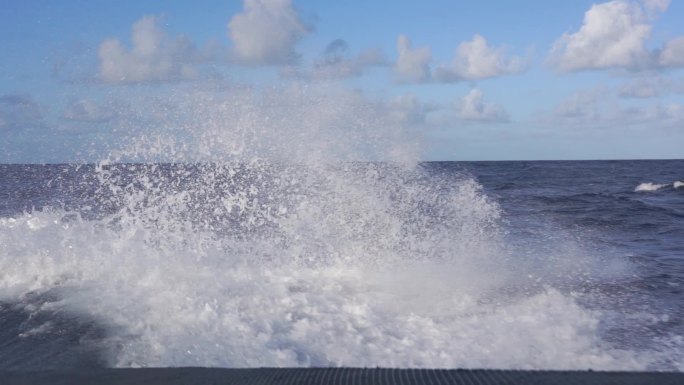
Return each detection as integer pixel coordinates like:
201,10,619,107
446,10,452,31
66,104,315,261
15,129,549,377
99,15,200,84
548,0,656,71
0,94,44,131
228,0,310,65
455,89,509,122
548,0,684,72
395,34,524,84
387,93,439,125
394,35,432,83
435,35,526,82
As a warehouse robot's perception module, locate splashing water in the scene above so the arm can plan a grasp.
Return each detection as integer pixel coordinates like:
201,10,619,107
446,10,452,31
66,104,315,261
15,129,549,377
0,85,678,370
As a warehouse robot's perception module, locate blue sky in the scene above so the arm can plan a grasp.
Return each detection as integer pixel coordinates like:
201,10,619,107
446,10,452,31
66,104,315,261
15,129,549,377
1,0,683,162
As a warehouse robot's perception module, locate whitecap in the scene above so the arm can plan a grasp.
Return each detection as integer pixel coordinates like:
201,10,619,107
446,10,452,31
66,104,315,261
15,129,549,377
634,182,668,192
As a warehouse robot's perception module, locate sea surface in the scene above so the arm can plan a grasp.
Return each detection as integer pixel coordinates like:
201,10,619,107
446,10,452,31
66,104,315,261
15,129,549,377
0,160,683,371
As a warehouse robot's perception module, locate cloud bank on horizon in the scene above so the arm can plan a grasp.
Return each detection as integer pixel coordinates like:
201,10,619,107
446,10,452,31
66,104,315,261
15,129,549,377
1,0,684,162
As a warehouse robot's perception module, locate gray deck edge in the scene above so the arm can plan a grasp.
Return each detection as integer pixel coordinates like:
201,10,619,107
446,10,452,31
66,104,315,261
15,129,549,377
2,367,683,385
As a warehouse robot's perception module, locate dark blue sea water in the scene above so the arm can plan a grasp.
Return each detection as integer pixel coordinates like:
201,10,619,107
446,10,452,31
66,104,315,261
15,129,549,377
1,160,683,371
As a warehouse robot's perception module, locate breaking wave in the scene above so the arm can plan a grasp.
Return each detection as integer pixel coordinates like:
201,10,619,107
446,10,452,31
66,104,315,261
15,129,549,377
0,85,680,370
634,180,684,192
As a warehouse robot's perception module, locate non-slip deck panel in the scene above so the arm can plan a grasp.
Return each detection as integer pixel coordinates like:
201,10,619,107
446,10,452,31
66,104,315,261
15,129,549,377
2,367,684,385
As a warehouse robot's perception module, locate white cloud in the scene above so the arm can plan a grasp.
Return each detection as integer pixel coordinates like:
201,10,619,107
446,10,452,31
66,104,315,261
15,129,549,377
625,103,684,125
548,86,684,128
548,0,657,72
619,103,684,127
435,35,526,82
659,36,684,67
394,35,432,83
642,0,670,13
548,0,684,72
228,0,310,65
99,16,200,84
618,77,664,98
395,34,524,84
618,76,684,98
619,83,660,99
387,93,438,125
455,89,509,122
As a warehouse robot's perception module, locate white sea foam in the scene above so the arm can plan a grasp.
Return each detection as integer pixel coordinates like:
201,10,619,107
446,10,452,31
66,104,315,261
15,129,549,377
675,181,684,189
0,209,648,370
634,182,668,192
0,84,675,370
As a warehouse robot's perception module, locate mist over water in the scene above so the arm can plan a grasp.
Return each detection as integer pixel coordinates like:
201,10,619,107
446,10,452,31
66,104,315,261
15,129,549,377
1,84,682,370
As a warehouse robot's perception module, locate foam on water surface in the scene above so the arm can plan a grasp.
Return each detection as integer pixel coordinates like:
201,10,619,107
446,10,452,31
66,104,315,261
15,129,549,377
0,208,653,370
634,182,668,192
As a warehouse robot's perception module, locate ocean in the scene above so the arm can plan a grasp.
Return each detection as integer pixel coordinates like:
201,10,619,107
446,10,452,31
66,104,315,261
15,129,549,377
0,160,682,372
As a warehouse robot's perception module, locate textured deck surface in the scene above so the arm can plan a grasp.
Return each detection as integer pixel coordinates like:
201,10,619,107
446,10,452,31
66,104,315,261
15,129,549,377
3,367,684,385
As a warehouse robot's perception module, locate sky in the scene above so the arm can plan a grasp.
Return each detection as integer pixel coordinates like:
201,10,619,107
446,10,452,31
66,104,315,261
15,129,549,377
1,0,684,162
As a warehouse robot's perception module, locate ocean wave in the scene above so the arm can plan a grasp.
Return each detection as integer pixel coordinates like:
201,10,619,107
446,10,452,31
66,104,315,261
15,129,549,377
0,85,679,371
634,182,669,192
0,208,650,370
